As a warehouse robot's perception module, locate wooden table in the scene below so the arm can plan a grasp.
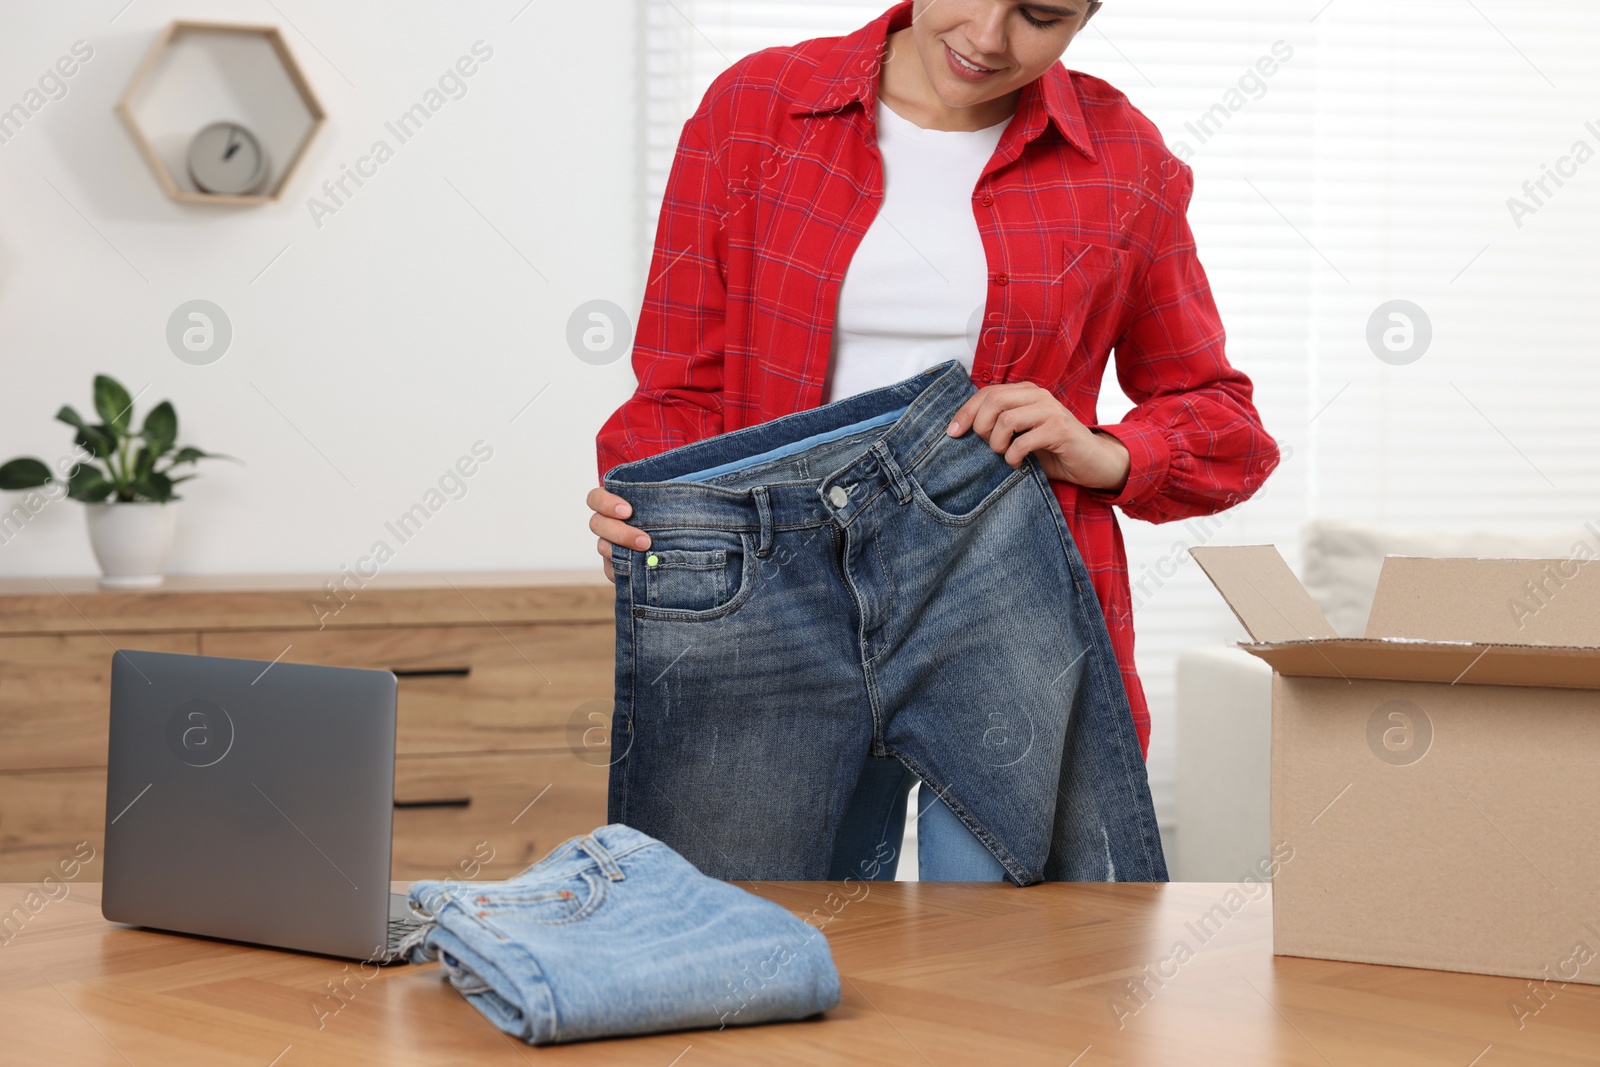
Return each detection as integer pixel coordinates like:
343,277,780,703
3,880,1596,1066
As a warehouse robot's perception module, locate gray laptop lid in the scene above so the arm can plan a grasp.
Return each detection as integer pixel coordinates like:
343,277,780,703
102,649,398,961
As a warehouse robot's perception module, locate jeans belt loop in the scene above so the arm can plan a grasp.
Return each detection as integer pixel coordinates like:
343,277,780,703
577,835,627,881
875,441,914,505
752,486,774,557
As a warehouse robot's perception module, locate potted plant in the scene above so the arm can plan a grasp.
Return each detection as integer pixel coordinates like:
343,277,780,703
0,374,232,588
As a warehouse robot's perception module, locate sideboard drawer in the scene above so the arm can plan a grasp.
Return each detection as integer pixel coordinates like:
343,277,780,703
391,752,609,881
0,574,613,887
201,624,614,757
0,757,611,884
0,768,105,883
0,633,199,771
0,756,611,884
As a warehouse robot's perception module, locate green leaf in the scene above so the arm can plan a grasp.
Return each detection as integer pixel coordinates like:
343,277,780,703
56,404,90,432
167,446,208,466
0,457,53,490
66,464,114,503
127,470,175,503
140,401,177,457
75,426,117,460
93,375,135,432
59,406,119,457
132,445,156,482
164,446,234,467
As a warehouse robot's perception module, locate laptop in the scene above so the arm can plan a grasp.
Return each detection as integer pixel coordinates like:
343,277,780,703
102,649,427,964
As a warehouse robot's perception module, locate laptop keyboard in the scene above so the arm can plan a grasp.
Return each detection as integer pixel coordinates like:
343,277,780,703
387,913,429,951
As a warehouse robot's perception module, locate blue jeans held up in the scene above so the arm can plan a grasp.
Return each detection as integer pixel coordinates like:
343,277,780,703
403,824,841,1044
601,359,1168,884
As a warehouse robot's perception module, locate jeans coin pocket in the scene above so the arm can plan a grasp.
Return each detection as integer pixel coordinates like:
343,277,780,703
637,532,751,618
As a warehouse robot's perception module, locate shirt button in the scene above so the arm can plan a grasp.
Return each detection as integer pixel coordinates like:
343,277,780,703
828,485,850,508
981,193,994,207
994,273,1009,286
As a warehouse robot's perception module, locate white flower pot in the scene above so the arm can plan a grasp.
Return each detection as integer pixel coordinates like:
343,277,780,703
86,501,177,589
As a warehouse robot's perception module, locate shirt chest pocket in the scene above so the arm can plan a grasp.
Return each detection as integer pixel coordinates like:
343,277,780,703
1054,240,1127,348
981,240,1126,379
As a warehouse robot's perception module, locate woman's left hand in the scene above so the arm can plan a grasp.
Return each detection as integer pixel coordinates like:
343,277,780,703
946,382,1131,494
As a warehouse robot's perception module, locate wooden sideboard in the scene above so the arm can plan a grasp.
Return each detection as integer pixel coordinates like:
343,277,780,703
0,572,616,882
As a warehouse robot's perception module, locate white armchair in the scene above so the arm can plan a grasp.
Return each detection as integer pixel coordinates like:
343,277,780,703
1174,518,1594,881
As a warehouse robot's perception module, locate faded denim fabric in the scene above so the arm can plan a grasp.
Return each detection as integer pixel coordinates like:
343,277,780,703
602,359,1167,884
404,824,840,1044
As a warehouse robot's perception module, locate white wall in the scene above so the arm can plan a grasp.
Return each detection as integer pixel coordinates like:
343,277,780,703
0,0,639,579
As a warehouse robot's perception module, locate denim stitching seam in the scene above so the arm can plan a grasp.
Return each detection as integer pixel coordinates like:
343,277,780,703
837,524,887,745
619,582,638,825
861,532,897,668
893,749,1033,885
859,656,888,753
524,870,608,926
1032,465,1165,880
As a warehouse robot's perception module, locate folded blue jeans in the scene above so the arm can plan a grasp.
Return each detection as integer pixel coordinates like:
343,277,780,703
403,824,841,1044
601,359,1167,884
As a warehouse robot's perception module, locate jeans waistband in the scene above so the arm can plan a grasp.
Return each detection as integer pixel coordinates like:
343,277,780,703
602,359,977,540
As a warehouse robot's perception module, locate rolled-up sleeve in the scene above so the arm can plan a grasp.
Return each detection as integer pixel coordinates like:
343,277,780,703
1087,160,1279,522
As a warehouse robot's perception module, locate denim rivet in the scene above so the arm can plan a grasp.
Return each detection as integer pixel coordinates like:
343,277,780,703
646,554,660,567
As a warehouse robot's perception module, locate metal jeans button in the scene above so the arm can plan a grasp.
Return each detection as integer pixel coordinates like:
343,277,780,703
828,485,849,508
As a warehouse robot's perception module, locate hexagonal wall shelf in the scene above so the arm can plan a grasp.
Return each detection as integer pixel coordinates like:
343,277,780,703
116,20,326,205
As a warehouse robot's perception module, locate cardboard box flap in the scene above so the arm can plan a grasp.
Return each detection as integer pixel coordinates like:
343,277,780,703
1239,637,1600,690
1365,556,1600,645
1190,546,1337,642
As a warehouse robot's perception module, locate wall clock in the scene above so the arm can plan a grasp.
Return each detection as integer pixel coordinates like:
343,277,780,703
116,21,325,206
187,121,270,196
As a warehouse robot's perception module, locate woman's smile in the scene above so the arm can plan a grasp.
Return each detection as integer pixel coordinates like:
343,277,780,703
943,41,1004,82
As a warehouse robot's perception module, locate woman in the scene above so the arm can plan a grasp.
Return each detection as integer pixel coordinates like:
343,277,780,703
589,0,1278,879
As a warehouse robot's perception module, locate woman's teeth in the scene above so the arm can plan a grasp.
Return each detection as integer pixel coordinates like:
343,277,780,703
951,49,994,73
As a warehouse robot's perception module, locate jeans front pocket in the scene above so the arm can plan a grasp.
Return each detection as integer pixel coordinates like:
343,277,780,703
634,530,753,621
472,869,607,926
906,428,1033,527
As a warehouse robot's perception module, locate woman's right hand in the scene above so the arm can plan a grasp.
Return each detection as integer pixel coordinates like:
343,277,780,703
587,487,650,584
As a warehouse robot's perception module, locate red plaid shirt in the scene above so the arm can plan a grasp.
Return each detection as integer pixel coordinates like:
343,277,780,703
596,2,1279,759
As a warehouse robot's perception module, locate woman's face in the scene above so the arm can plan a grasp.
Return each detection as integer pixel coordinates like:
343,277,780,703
908,0,1099,110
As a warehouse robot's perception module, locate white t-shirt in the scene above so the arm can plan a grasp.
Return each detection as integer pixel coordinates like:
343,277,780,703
822,99,1012,405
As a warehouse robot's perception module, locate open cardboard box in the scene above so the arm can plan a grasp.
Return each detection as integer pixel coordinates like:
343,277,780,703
1192,546,1600,986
